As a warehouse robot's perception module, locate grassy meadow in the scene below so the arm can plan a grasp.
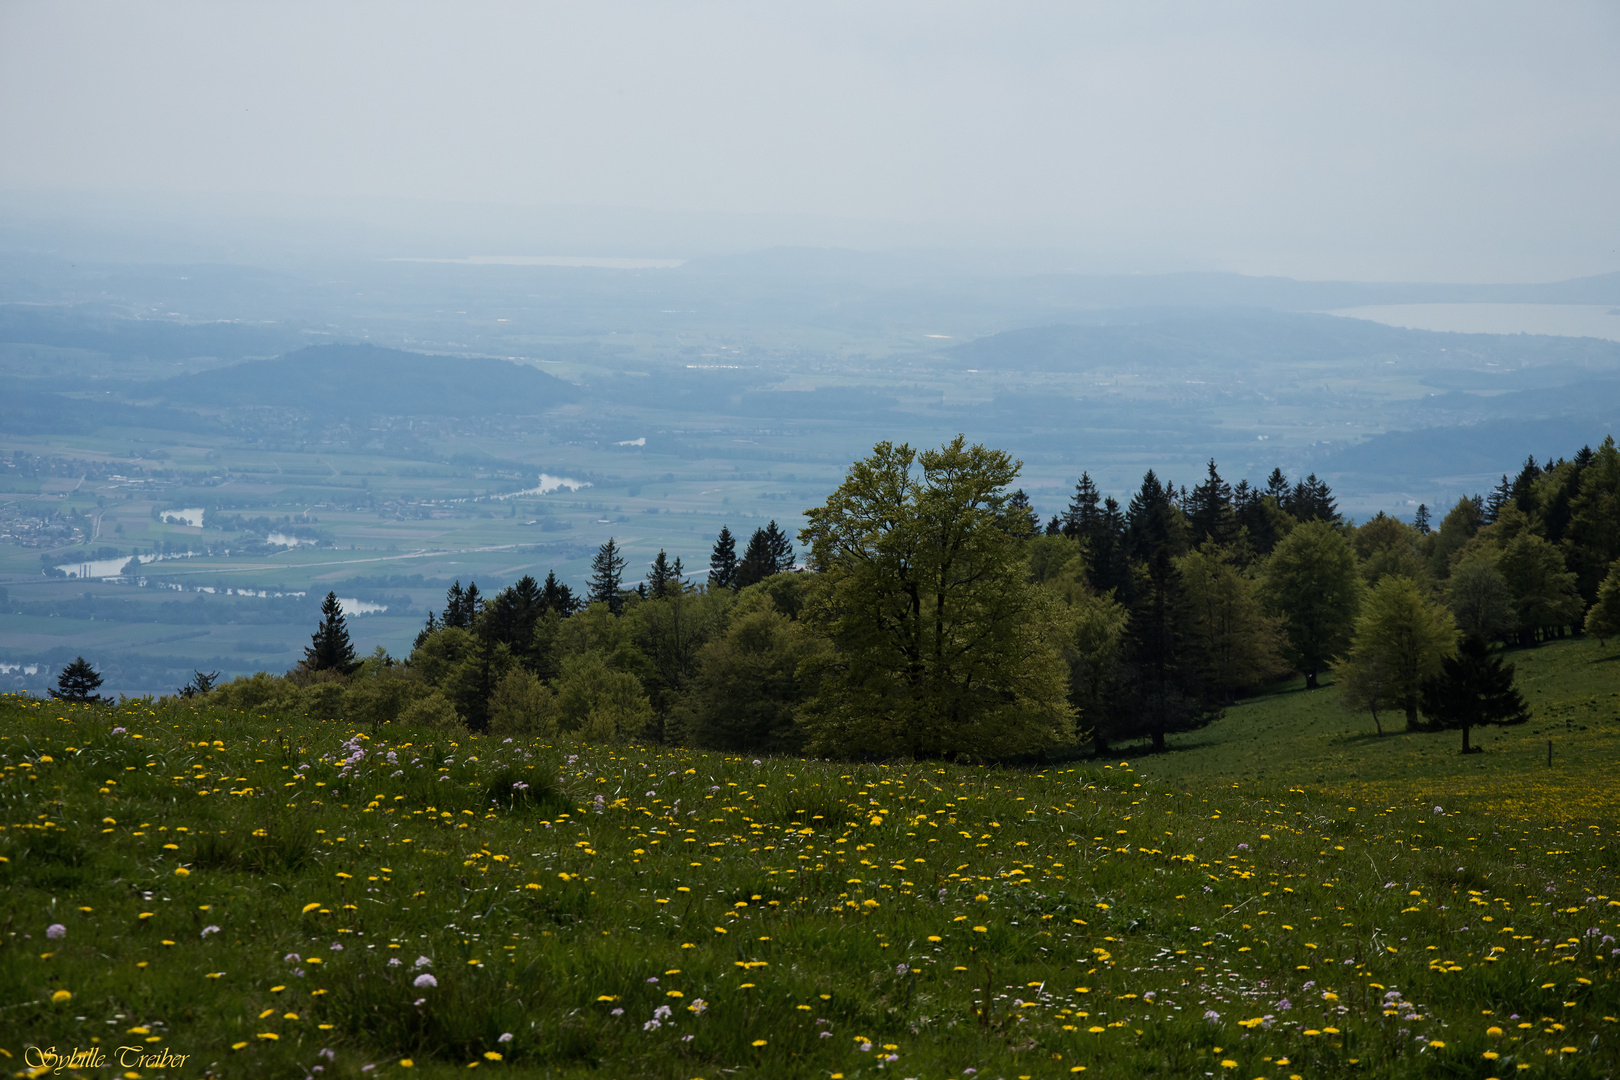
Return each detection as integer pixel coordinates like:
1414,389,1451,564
3,637,1618,1078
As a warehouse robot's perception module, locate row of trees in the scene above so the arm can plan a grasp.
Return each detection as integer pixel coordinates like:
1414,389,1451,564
199,435,1618,761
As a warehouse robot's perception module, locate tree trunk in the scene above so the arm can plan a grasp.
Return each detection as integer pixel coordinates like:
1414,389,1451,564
1404,698,1419,732
1461,724,1472,754
1305,669,1319,690
1371,706,1383,737
1151,727,1165,753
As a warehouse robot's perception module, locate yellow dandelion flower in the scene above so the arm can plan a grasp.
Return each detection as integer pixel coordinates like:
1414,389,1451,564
302,902,322,914
484,1051,502,1061
751,1039,767,1047
51,989,72,1003
174,867,191,877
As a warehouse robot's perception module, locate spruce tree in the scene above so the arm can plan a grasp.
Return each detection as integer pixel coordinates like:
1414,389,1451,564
763,519,796,574
442,581,466,627
1420,635,1531,753
50,656,105,704
540,570,579,615
1187,459,1236,547
1413,503,1432,534
646,550,680,598
305,592,360,674
1062,473,1101,540
1002,490,1040,539
1264,468,1291,505
1483,474,1512,524
588,537,627,613
735,527,775,589
413,610,439,651
708,525,738,589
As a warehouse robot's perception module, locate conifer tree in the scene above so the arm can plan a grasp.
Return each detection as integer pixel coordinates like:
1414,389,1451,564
413,610,439,651
1062,473,1102,540
1187,459,1237,547
1420,635,1531,753
735,527,775,589
540,570,579,615
1264,468,1291,504
646,550,681,598
1483,475,1512,524
708,525,738,589
763,519,795,574
1003,489,1040,539
588,537,627,613
305,592,360,674
50,656,105,704
1413,503,1432,534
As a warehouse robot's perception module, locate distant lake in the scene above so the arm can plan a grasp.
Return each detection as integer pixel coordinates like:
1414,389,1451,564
55,551,200,579
492,473,591,500
1330,303,1620,342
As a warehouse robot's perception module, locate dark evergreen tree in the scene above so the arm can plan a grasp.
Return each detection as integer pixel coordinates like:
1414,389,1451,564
1264,468,1291,504
1062,472,1102,540
708,525,738,589
588,537,628,613
1186,459,1236,547
177,669,220,698
735,527,775,589
441,580,483,628
1510,456,1544,516
1044,513,1063,536
1089,496,1130,596
1483,474,1513,525
1420,635,1532,753
646,550,681,598
540,570,580,615
763,519,795,574
1126,469,1184,563
481,575,547,668
1413,503,1432,534
305,592,360,674
1002,489,1040,539
441,581,466,626
50,656,105,704
413,610,439,651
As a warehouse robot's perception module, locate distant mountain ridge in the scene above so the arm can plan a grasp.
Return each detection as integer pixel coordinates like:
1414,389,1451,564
680,248,1620,308
154,343,580,417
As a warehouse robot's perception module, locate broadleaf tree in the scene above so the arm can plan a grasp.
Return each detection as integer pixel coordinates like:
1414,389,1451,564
797,437,1074,760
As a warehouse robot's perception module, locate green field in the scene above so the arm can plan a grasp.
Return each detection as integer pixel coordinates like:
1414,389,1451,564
2,637,1617,1078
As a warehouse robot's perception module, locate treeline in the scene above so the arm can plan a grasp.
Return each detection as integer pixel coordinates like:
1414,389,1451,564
197,435,1620,761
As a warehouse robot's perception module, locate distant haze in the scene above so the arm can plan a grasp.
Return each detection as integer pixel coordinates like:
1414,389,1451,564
2,2,1618,282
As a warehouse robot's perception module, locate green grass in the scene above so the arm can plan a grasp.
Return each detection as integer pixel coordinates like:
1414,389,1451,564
1129,635,1620,823
2,669,1617,1078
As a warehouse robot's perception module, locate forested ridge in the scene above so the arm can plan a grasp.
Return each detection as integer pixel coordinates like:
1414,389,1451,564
178,432,1620,761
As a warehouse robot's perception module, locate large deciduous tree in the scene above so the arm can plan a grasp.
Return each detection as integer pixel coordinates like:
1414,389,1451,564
1174,540,1286,702
797,437,1073,760
1337,574,1457,731
1261,519,1362,689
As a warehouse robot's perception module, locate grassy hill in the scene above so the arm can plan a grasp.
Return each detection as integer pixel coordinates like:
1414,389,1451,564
1128,636,1620,825
1,640,1616,1077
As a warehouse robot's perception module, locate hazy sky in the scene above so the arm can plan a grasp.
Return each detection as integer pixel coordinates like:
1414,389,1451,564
2,1,1618,281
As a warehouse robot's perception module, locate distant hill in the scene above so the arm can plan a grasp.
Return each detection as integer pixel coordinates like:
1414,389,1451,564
154,343,580,417
945,310,1620,374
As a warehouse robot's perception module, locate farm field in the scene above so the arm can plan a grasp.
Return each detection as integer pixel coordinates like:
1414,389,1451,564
2,641,1617,1079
